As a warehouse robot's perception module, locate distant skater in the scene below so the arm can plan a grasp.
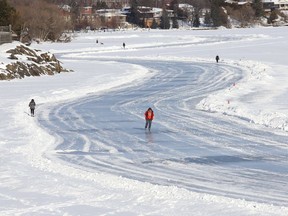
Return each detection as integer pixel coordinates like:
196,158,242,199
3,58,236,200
123,42,126,49
216,55,220,63
28,99,36,116
144,107,154,131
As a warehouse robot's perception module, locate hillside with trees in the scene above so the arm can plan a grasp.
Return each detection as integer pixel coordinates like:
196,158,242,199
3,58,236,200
1,0,287,43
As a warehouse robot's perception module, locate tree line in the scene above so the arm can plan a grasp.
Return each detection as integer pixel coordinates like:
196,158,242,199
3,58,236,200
0,0,282,42
1,0,69,42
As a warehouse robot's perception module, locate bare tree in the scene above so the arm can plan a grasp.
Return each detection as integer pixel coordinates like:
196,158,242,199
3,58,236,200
227,5,255,27
10,0,67,41
108,16,120,29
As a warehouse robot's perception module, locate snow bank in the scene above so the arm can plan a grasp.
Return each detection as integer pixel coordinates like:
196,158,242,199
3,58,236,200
196,59,288,131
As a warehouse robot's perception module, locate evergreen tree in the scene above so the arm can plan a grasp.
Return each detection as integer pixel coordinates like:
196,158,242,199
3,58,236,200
170,0,179,29
268,10,278,24
210,0,228,27
193,13,200,27
128,0,140,25
151,18,158,29
172,17,179,28
160,8,170,29
204,11,212,26
170,0,179,17
253,0,264,18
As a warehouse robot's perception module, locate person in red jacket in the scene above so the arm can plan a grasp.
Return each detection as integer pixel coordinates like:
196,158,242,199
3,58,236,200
145,107,154,131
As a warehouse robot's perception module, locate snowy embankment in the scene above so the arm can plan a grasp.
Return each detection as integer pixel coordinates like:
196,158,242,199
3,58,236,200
196,59,288,131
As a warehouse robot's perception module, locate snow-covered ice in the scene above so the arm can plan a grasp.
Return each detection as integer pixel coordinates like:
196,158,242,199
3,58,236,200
0,27,288,216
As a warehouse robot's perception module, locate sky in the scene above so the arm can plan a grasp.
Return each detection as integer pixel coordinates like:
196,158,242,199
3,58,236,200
0,26,288,216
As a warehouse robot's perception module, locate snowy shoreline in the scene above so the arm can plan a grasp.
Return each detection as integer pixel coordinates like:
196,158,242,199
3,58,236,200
196,59,288,131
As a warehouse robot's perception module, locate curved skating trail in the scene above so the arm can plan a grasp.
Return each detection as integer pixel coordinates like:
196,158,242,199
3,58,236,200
39,59,288,206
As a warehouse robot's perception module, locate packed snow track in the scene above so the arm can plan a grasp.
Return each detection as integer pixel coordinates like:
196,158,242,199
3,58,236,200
38,59,288,206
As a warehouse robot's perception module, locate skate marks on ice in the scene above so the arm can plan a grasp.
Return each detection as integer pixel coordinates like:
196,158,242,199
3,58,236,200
38,60,288,206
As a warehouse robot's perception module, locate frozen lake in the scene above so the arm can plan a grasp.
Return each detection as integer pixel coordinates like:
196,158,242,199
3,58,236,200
2,27,288,215
38,59,288,206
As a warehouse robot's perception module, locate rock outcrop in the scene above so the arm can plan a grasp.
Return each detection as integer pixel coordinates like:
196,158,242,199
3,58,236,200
0,44,69,80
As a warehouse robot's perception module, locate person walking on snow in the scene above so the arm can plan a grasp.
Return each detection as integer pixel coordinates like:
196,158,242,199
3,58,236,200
29,99,36,116
216,55,220,63
145,107,154,131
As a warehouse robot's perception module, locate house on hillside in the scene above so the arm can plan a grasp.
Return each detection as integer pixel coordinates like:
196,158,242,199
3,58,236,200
138,7,161,28
262,0,288,11
137,7,173,28
96,9,127,28
91,0,129,7
274,0,288,10
59,5,72,22
80,6,94,20
262,0,276,12
225,0,288,10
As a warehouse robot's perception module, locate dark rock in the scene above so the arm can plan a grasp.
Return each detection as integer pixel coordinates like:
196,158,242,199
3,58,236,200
1,44,69,80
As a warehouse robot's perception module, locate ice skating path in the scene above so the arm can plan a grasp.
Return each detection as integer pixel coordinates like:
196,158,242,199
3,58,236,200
39,59,288,206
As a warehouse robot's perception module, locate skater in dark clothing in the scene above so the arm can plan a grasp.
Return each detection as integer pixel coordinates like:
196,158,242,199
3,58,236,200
123,42,126,49
216,55,220,63
144,107,154,131
29,99,36,116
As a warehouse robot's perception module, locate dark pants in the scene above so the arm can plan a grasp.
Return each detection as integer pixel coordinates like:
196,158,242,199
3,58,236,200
30,108,35,116
145,120,152,130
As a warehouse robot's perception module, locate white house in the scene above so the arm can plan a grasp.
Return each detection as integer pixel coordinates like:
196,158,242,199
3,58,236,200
262,0,288,10
273,0,288,9
96,9,127,28
228,0,288,10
